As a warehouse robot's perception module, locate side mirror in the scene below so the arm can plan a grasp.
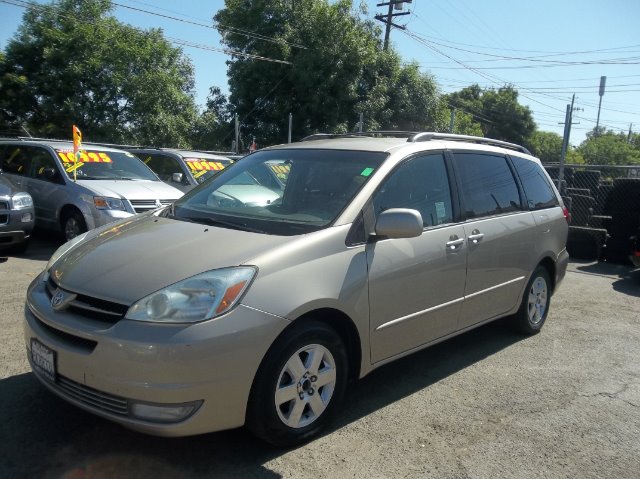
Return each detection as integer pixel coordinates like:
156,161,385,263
374,208,423,239
172,172,183,183
43,167,57,180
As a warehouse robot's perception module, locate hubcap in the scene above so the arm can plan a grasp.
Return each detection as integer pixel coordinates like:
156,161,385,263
65,217,81,241
527,276,548,325
274,344,337,429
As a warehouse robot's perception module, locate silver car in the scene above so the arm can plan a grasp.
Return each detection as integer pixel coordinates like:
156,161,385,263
0,139,183,240
24,133,569,446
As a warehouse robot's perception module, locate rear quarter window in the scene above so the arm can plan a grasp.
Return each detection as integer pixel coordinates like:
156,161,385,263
511,156,559,210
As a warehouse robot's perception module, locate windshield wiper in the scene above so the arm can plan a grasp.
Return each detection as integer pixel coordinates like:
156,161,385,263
177,216,268,234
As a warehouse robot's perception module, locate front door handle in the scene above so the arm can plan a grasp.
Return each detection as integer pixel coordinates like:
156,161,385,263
468,229,484,244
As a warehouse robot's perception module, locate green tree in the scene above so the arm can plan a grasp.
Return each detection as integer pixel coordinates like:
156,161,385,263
0,0,198,147
526,131,563,163
578,129,640,165
214,0,445,144
447,84,536,145
192,87,235,150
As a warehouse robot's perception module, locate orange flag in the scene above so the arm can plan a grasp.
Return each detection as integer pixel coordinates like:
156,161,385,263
72,125,82,182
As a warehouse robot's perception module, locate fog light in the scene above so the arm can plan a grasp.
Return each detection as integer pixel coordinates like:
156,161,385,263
21,213,33,222
130,400,202,423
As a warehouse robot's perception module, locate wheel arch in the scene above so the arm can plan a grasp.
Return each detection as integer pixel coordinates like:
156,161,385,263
537,256,557,294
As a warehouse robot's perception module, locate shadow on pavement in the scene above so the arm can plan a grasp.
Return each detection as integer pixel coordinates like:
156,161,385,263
1,321,523,478
0,230,62,262
573,260,640,298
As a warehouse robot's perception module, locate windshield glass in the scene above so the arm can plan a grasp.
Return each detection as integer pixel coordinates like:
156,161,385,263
169,149,387,235
184,157,234,183
56,149,159,180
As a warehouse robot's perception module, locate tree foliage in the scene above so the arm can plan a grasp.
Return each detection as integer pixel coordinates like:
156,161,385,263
0,0,198,146
447,84,536,145
214,0,446,145
578,129,640,165
526,131,563,163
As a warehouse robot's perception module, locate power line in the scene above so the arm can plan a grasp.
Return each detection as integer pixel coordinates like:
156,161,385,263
112,1,308,50
0,0,292,65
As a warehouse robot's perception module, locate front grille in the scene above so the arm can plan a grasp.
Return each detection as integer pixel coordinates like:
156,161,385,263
129,199,174,213
0,213,8,225
0,200,9,210
56,375,129,416
46,277,129,323
33,313,97,352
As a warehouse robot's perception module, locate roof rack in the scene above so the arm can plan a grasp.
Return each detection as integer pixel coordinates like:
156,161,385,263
301,131,421,141
408,132,531,155
299,130,531,155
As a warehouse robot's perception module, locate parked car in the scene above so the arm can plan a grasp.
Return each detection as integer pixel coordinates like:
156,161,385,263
126,148,234,193
0,170,34,252
0,139,183,240
25,132,569,446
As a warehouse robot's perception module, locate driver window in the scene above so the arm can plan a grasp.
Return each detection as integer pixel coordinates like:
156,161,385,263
28,147,60,183
372,153,453,227
143,154,184,183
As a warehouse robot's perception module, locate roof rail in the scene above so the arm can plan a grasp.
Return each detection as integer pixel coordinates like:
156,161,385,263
301,131,424,141
409,132,531,155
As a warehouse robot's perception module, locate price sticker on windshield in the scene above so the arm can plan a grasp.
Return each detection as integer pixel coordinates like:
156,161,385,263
57,150,112,164
185,159,228,172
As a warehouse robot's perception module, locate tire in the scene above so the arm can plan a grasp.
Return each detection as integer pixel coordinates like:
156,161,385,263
62,210,87,241
246,320,348,447
514,266,552,335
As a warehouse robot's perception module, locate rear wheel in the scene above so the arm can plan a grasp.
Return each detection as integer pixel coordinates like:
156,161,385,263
62,210,87,241
246,321,348,447
514,266,551,335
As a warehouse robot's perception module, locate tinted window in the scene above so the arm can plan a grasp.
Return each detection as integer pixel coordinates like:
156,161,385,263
511,156,559,210
373,153,453,227
0,145,31,176
141,154,186,183
454,152,522,219
28,147,61,182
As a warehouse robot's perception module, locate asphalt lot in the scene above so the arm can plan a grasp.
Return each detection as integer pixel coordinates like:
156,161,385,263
1,233,639,479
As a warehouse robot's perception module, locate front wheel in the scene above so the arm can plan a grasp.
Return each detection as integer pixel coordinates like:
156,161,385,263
514,266,552,335
63,210,87,241
246,321,348,447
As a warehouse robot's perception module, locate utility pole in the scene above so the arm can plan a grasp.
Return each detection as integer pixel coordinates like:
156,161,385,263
375,1,412,50
558,94,580,192
449,109,456,133
359,113,364,133
234,113,239,154
628,123,633,143
595,76,606,136
288,113,292,144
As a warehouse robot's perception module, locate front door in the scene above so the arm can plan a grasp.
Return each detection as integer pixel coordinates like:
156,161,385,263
367,152,467,363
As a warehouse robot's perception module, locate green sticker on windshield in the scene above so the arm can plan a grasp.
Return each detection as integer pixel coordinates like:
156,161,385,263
360,167,374,177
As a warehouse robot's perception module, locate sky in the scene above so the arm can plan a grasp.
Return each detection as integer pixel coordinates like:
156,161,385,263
1,0,639,146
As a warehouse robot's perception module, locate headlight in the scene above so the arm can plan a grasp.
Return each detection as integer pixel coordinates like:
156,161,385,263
43,231,90,276
94,196,125,211
126,267,256,323
12,192,33,209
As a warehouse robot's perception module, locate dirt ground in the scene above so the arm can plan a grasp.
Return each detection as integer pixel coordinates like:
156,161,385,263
1,233,639,479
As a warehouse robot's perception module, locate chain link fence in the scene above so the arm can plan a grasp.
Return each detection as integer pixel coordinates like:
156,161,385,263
543,163,640,264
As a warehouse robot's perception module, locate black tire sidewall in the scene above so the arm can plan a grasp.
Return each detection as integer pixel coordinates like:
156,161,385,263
246,321,348,447
63,210,87,241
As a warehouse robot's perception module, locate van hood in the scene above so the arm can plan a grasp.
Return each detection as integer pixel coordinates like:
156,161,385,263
50,214,297,305
75,179,183,200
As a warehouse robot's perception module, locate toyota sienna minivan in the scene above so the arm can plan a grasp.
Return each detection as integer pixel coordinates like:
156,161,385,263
24,132,569,446
0,139,183,240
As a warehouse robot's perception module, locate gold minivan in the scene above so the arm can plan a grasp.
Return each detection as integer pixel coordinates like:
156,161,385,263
25,133,569,446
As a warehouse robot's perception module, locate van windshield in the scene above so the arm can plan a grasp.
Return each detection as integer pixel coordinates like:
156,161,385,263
169,149,387,235
56,149,158,181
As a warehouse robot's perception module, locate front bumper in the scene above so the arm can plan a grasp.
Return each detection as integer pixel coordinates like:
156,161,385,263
0,208,34,246
24,275,290,436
